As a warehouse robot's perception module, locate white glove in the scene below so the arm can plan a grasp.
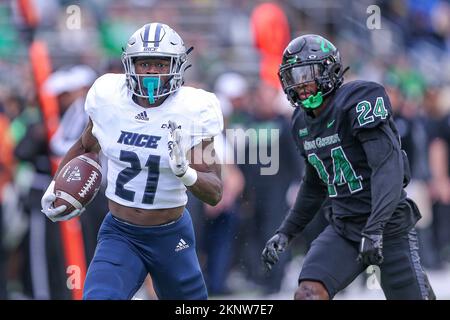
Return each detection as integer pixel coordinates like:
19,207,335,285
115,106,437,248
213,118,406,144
41,180,84,222
167,120,189,176
167,120,197,186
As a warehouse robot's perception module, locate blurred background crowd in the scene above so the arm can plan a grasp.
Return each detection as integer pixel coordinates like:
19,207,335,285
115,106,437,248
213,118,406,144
1,0,450,299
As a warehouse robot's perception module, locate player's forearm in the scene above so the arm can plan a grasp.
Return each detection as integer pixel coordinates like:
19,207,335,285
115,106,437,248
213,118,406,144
277,167,327,237
54,138,88,177
187,170,223,206
55,118,100,177
54,139,100,178
360,129,403,235
364,158,402,235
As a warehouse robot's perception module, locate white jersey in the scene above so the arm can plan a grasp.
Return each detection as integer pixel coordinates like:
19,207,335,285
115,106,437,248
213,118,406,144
84,73,223,209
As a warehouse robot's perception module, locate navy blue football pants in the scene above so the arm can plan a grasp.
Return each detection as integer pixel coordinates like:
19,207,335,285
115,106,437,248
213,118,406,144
83,209,207,300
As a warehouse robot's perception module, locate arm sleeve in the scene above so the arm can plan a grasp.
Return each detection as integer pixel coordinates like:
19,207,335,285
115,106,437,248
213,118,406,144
358,124,404,235
277,161,328,237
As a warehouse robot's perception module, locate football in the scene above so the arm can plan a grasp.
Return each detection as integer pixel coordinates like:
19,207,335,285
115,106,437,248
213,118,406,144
53,152,102,217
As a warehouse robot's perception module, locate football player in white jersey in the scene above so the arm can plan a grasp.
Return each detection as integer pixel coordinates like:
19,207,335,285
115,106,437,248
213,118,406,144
41,22,224,300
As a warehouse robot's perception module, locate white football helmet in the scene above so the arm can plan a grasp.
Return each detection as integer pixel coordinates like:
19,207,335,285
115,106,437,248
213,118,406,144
121,23,191,103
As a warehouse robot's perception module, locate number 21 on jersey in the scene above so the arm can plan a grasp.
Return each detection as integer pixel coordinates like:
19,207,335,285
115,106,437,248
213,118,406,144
115,150,160,204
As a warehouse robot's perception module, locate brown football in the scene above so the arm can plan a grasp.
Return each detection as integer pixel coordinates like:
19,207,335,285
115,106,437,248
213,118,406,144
53,152,102,217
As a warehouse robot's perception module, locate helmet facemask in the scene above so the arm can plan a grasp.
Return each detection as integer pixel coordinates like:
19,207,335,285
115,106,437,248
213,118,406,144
122,52,188,104
280,63,324,109
278,34,348,110
279,57,344,109
121,23,192,104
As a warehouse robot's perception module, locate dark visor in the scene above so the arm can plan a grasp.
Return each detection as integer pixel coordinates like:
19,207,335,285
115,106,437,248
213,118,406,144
280,64,323,87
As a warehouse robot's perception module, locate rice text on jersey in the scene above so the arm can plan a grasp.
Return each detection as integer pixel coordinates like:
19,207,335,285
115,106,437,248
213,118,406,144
117,130,161,149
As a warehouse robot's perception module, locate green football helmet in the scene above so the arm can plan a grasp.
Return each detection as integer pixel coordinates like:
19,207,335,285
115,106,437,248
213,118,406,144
278,34,348,109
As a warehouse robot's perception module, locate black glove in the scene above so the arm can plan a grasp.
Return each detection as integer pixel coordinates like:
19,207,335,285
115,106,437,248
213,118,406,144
261,233,290,272
357,233,384,266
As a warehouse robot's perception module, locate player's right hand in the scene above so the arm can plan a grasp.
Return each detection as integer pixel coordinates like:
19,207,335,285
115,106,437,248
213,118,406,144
41,180,67,222
167,120,189,177
261,233,290,272
357,233,384,266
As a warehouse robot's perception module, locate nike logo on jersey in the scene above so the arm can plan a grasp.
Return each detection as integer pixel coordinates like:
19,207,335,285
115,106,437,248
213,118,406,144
327,119,336,128
135,111,149,121
117,130,161,149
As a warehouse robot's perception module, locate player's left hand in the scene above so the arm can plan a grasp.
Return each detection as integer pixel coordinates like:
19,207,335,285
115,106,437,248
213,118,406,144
52,208,85,222
261,233,290,272
357,233,384,266
167,120,189,177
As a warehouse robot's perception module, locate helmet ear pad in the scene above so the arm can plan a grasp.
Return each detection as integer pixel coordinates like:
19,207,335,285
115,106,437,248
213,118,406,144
316,61,342,95
328,62,343,84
